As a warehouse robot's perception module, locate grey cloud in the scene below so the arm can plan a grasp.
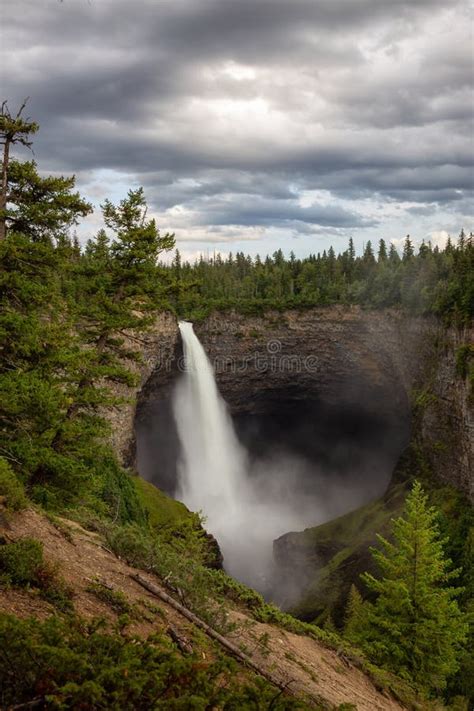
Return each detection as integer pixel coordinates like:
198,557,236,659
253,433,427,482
192,196,375,228
1,0,472,239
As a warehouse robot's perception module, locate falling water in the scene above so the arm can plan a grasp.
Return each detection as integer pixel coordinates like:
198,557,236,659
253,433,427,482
172,321,320,592
173,320,249,534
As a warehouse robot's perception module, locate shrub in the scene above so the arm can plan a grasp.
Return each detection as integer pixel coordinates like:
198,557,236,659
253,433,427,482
0,458,27,511
87,581,135,616
0,613,307,709
0,538,73,612
0,538,43,585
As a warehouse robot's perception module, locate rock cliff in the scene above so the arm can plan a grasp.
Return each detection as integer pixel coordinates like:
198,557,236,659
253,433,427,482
112,306,472,501
106,306,472,619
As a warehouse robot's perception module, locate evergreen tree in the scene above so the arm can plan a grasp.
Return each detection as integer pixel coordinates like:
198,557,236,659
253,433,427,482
55,188,175,431
402,234,414,261
344,584,366,644
0,100,39,241
388,242,400,264
348,237,355,262
359,482,467,693
6,159,91,241
363,240,375,264
377,239,387,262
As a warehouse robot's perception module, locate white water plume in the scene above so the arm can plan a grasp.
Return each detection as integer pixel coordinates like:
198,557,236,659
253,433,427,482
172,321,320,591
173,320,250,533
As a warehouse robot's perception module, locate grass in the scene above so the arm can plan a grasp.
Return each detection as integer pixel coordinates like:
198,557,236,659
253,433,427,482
86,580,136,616
132,476,192,529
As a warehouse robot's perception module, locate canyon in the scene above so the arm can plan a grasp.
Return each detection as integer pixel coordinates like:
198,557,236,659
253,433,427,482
106,306,473,617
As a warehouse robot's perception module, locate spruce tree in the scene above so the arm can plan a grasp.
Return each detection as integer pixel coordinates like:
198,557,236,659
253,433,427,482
0,114,90,501
53,188,175,433
359,481,467,693
348,237,355,261
344,584,366,645
388,242,400,264
402,234,415,261
377,238,387,262
6,159,91,241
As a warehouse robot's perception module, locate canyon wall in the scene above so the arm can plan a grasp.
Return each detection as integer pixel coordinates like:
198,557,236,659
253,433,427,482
419,326,473,500
126,306,472,501
107,306,472,620
106,310,178,465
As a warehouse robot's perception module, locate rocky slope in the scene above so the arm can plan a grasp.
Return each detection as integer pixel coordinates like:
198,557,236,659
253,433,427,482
0,507,407,711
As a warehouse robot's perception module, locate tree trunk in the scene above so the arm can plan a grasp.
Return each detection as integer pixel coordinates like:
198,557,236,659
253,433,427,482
0,138,10,241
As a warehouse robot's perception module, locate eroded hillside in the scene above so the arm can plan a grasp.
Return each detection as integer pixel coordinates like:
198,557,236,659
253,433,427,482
0,506,409,711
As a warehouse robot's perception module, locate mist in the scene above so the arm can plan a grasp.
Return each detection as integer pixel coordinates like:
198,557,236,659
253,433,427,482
170,322,406,601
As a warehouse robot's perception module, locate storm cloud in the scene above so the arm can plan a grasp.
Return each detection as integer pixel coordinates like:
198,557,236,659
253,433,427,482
1,0,472,254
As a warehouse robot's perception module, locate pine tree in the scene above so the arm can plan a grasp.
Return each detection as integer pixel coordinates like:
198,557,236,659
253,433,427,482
388,242,400,264
359,481,467,693
344,584,366,644
348,237,355,262
56,189,175,424
0,100,39,241
402,235,414,261
363,240,375,264
377,239,387,262
6,159,91,242
0,108,91,501
0,228,91,502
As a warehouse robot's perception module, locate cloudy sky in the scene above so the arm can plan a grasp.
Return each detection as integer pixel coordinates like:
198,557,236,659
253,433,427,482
1,0,473,259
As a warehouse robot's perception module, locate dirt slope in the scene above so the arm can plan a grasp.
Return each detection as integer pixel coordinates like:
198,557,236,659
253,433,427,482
0,509,405,711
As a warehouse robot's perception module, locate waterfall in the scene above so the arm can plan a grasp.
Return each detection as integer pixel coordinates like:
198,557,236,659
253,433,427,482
173,321,249,548
172,320,319,592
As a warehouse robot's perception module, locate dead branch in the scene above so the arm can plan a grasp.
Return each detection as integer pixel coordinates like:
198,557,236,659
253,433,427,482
166,624,193,655
130,572,295,695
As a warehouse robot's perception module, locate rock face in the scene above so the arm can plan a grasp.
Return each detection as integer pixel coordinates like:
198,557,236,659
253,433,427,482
195,306,426,419
419,326,473,500
121,307,472,501
107,307,472,620
105,311,178,465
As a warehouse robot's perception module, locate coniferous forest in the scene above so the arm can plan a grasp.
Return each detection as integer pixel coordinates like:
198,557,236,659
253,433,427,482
167,230,473,323
1,104,473,710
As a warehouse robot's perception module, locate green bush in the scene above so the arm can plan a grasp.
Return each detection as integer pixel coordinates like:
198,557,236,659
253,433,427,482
0,458,27,511
0,538,43,585
87,581,135,616
107,523,156,569
0,538,73,612
0,613,308,709
100,459,148,527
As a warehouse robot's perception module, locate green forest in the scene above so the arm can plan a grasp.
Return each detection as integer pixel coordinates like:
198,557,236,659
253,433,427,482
167,231,473,324
1,108,473,710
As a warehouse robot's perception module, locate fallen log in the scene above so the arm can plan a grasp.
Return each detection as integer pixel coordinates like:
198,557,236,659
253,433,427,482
130,572,294,695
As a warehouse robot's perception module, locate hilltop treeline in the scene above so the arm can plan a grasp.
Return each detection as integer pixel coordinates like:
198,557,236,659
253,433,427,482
167,233,473,323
